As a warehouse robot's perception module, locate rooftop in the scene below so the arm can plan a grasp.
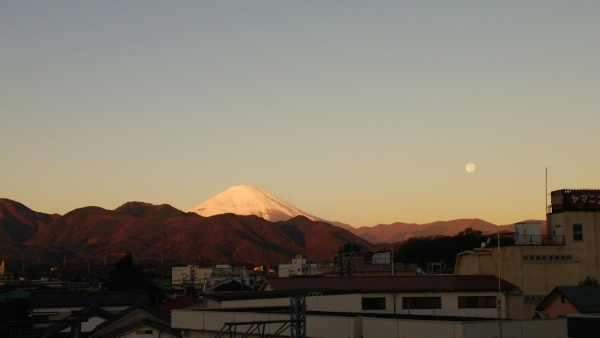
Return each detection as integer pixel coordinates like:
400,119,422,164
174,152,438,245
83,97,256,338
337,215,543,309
264,275,516,293
537,286,600,313
29,290,149,309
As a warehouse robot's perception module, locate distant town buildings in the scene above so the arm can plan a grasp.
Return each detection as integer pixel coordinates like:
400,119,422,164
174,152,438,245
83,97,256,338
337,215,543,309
171,264,264,294
278,255,325,277
321,249,418,277
0,261,12,283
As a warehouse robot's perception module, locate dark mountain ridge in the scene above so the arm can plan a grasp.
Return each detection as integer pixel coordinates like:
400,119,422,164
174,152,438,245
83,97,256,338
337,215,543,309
0,198,542,277
3,199,369,269
0,198,58,245
351,218,544,244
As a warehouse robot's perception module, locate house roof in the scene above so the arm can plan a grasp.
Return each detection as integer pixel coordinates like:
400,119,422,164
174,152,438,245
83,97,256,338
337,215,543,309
29,290,149,309
37,304,115,338
0,288,30,299
264,275,517,293
90,319,179,338
203,289,355,302
536,286,600,313
89,301,173,338
456,248,492,257
157,296,202,312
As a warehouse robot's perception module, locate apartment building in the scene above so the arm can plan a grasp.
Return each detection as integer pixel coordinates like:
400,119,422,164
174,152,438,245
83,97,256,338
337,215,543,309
455,189,600,319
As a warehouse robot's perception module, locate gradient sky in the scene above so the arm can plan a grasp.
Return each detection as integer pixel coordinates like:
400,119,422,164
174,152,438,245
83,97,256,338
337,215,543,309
2,1,599,227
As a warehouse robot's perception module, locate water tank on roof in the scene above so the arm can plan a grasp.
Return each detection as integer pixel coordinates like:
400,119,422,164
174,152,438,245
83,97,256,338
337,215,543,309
515,222,542,244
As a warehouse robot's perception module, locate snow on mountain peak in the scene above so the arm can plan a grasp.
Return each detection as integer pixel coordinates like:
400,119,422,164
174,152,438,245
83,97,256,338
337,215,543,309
185,185,320,222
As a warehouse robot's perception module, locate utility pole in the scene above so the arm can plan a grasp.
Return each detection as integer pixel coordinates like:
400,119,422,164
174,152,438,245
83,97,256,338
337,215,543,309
347,244,353,277
339,247,343,277
391,244,395,276
290,294,306,338
498,232,502,338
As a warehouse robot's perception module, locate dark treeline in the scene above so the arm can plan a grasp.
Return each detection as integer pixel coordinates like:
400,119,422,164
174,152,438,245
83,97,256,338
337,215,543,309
395,228,490,273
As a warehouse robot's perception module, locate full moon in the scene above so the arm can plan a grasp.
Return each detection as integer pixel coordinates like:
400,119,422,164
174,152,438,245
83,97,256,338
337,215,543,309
465,163,476,173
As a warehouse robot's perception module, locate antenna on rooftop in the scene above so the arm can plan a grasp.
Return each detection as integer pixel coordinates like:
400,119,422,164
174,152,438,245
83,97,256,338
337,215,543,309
546,167,548,214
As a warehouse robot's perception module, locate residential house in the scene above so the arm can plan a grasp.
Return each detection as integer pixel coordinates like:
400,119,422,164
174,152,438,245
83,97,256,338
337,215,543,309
88,301,180,338
29,290,149,324
36,304,114,338
536,286,600,318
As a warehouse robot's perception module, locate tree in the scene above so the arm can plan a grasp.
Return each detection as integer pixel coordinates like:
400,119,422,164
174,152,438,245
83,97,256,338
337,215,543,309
342,242,363,253
578,276,599,286
457,227,483,237
107,252,165,305
395,228,486,272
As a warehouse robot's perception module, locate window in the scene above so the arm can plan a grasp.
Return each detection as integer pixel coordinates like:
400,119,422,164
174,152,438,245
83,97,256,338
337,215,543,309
362,297,386,310
573,224,583,241
522,254,572,262
402,297,441,309
523,295,544,304
135,330,153,335
458,296,496,308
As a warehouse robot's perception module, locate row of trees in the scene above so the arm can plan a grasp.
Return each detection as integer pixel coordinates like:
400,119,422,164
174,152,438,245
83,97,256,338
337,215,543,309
395,227,487,270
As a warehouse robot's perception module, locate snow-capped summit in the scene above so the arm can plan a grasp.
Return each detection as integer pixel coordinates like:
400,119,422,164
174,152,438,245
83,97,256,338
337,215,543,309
185,185,320,222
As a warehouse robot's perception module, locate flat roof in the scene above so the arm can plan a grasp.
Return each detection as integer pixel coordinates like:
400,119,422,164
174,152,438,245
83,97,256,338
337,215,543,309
265,275,516,293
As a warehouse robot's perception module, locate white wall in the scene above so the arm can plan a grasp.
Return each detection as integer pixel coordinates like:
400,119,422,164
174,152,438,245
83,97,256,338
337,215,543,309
172,310,567,338
206,291,505,318
117,324,178,338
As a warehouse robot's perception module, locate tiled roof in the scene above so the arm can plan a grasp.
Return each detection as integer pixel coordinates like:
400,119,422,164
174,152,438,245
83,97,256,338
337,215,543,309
265,275,516,293
536,286,600,313
157,296,202,312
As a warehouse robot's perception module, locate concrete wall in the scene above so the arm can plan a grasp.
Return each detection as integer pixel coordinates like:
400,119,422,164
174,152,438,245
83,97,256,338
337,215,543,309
206,291,505,318
117,324,178,338
172,310,567,338
454,251,494,276
172,310,358,338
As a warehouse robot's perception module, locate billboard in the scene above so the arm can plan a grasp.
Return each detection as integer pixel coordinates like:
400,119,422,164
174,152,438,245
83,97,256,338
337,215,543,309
551,189,600,212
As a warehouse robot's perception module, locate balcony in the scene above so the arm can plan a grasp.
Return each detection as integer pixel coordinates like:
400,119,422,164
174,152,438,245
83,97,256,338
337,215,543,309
487,232,566,247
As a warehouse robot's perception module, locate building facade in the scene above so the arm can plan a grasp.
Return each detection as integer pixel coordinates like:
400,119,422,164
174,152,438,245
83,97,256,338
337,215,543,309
455,189,600,319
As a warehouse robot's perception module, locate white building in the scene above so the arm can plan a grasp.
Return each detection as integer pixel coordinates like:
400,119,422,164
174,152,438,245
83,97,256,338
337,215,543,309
278,255,325,278
170,275,568,337
172,310,567,338
186,276,516,319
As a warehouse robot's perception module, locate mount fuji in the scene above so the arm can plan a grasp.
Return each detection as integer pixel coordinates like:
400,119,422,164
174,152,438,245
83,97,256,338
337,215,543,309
185,185,321,222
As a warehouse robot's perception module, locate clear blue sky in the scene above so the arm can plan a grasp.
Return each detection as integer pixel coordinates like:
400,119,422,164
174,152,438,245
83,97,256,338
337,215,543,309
2,1,599,227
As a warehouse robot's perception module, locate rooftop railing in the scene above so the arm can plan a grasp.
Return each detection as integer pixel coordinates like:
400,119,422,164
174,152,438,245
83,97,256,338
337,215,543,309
487,232,565,247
